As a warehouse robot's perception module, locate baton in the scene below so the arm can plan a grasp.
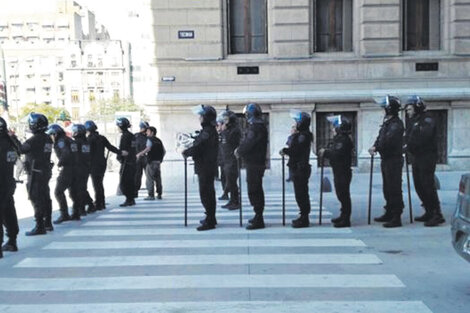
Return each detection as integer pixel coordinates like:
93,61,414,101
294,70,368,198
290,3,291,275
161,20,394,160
405,154,413,224
282,154,286,226
368,154,374,225
237,157,243,227
319,156,324,225
184,156,188,227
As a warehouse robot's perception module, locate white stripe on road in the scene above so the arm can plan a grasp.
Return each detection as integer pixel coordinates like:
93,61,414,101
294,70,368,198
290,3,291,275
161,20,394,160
65,227,352,236
0,301,433,313
0,274,404,290
81,219,331,226
44,238,366,250
15,254,382,268
98,212,330,219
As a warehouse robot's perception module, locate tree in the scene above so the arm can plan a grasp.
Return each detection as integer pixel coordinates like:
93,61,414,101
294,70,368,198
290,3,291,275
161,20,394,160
87,97,144,122
19,103,71,124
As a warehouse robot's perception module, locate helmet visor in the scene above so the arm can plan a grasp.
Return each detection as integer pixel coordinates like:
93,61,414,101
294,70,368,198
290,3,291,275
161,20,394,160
191,104,205,116
289,109,303,123
373,95,390,108
326,115,342,128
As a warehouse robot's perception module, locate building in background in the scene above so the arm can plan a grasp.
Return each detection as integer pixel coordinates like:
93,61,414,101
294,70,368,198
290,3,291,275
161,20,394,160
147,0,470,174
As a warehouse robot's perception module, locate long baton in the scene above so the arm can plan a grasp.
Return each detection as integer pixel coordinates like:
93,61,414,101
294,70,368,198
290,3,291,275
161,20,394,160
238,157,243,227
282,154,286,226
319,156,324,225
184,156,188,227
368,154,374,225
405,154,413,223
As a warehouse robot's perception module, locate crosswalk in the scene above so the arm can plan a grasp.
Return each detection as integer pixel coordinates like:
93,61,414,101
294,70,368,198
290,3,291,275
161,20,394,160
0,191,433,313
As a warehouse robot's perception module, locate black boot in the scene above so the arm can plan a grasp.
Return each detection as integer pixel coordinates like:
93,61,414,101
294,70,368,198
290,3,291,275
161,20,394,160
292,215,309,228
199,216,218,225
80,207,87,216
221,201,232,209
54,213,71,224
70,213,81,221
25,221,47,236
415,212,433,222
383,215,402,228
218,193,229,201
2,239,18,252
246,214,265,230
197,216,216,231
226,202,240,210
45,218,54,232
424,211,445,227
334,219,351,228
331,215,344,224
86,203,97,214
374,212,393,223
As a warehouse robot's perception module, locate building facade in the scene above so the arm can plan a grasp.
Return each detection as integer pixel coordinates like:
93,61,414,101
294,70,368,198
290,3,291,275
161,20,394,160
148,0,470,176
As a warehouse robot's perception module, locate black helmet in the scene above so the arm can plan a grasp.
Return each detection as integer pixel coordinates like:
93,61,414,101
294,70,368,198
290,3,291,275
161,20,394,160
375,95,401,116
46,124,65,137
0,117,7,134
84,120,97,132
326,115,351,134
243,103,262,123
290,110,311,131
219,109,237,126
116,117,131,130
405,95,426,114
139,121,149,130
72,124,86,138
28,112,48,133
191,104,217,125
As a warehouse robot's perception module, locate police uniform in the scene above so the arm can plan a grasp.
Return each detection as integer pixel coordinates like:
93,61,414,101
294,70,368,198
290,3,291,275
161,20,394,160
220,121,241,209
118,129,137,206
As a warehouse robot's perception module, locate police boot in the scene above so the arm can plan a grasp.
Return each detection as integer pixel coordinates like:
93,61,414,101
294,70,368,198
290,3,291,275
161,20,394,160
374,212,393,223
221,201,232,209
54,213,71,224
424,211,445,227
86,203,97,214
226,202,240,210
25,221,47,236
44,218,54,232
218,193,229,201
334,219,351,228
2,239,18,252
246,213,265,230
292,215,309,228
331,211,345,224
383,215,402,228
70,213,81,221
199,216,218,225
197,216,216,231
415,212,433,222
80,207,87,216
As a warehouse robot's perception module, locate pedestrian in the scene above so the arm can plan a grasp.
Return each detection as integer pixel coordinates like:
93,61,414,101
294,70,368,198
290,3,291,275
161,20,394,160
235,103,268,230
17,113,54,235
85,120,120,210
134,121,149,198
319,115,354,228
219,109,241,210
136,126,165,200
369,95,405,228
404,96,445,227
0,117,20,256
116,117,136,207
280,110,313,228
46,124,80,223
182,105,219,231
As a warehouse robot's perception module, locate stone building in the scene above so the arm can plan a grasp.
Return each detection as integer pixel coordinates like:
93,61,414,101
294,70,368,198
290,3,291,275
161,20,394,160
144,1,469,174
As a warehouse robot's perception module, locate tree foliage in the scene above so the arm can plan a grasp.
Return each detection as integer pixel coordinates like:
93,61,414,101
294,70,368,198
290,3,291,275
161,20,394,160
87,97,143,121
19,103,71,123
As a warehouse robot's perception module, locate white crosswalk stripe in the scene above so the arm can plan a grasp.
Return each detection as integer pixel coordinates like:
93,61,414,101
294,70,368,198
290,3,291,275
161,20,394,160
0,191,433,313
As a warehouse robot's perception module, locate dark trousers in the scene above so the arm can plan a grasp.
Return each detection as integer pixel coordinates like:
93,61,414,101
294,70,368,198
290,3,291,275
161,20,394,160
90,167,106,208
120,162,136,202
381,157,404,216
224,163,239,204
145,161,162,197
292,165,311,216
27,170,52,223
55,167,75,215
135,157,147,196
198,171,216,222
72,167,89,214
246,165,265,215
412,154,440,214
1,184,18,244
333,167,352,219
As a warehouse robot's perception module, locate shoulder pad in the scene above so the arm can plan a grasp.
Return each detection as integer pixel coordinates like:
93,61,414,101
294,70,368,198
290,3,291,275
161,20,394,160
82,144,91,153
7,151,17,163
44,143,53,153
70,143,78,152
57,140,65,149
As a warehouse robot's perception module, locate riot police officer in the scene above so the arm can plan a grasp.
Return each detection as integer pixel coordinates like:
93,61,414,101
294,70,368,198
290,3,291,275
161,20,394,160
47,124,79,223
369,95,405,228
71,124,92,216
405,96,444,227
18,113,54,235
134,121,149,198
116,117,136,207
219,110,241,210
85,120,120,210
319,115,354,228
182,105,219,231
280,110,313,228
0,117,19,256
235,103,268,230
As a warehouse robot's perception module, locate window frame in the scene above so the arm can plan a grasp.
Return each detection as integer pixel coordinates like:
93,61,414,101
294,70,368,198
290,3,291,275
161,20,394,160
402,0,441,52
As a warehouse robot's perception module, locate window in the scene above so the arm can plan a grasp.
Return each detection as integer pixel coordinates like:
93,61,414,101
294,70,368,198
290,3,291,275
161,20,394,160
72,107,80,120
71,91,79,103
228,0,267,54
316,111,357,167
403,0,440,51
314,0,353,52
